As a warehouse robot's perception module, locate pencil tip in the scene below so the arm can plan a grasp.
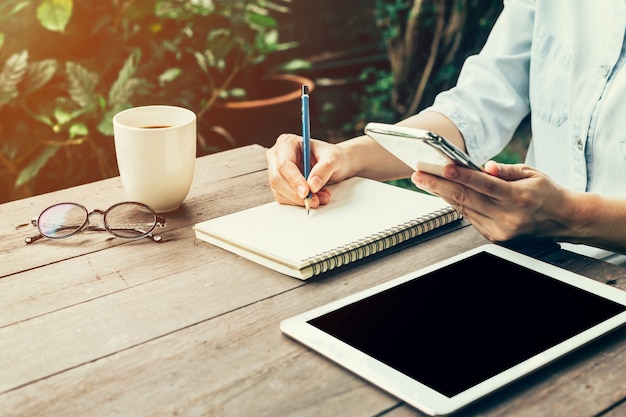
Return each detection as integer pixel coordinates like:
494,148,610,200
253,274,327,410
304,198,311,215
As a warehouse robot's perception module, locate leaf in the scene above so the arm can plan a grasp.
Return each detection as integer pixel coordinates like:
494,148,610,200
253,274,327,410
97,104,131,136
206,29,236,62
253,29,279,55
261,1,292,14
36,0,73,33
261,28,279,48
23,59,58,94
194,52,209,74
32,113,54,127
247,12,277,29
188,0,215,16
0,1,31,22
15,145,60,187
52,96,90,127
66,61,98,108
53,106,73,125
0,33,4,52
155,1,185,19
158,68,182,85
0,50,29,107
227,88,246,98
68,122,88,139
108,49,141,106
279,58,311,72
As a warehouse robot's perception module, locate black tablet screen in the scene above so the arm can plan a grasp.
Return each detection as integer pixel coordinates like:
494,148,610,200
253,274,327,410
308,252,626,397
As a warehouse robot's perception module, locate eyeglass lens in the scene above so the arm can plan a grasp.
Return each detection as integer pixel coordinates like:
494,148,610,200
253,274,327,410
105,203,158,238
38,203,88,238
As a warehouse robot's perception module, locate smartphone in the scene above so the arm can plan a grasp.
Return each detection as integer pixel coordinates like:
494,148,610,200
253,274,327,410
364,122,483,177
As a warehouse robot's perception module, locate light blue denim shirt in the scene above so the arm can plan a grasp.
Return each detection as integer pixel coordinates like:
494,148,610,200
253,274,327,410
424,0,626,196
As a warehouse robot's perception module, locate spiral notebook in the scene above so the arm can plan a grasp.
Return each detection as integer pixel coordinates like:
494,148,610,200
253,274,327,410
194,177,461,279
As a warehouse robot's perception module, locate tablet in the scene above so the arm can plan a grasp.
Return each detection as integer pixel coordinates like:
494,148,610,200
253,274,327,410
280,244,626,416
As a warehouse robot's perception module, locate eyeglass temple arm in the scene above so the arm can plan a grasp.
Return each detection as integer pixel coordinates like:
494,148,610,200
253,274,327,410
106,218,166,242
152,216,166,242
24,234,45,244
25,218,54,244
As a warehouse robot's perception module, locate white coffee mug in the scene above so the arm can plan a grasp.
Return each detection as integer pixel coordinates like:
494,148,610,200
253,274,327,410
113,105,196,213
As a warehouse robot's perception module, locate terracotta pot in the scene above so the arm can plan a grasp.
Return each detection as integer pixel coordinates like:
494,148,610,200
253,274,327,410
203,73,315,149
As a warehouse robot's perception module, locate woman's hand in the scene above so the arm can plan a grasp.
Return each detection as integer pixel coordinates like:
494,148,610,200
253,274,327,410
266,134,352,208
412,161,574,243
265,112,467,210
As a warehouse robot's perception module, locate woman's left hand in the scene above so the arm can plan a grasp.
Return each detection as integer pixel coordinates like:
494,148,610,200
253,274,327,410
411,161,573,243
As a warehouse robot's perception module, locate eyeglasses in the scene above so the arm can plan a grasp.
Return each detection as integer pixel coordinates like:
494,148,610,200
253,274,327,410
25,202,166,244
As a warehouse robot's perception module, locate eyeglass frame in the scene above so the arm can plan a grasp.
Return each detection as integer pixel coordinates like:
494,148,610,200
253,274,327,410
25,201,166,244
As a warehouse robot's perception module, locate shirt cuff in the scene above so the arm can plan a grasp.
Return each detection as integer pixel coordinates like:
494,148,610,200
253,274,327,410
419,103,484,165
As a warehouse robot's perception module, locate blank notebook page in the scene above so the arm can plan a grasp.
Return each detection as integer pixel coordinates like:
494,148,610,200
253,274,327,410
196,177,452,265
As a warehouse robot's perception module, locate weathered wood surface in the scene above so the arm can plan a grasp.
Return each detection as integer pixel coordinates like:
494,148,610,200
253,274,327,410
0,145,624,417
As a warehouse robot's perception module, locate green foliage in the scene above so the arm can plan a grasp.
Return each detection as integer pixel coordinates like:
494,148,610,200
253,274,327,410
0,0,294,202
37,0,73,32
351,0,526,189
355,67,399,126
0,50,29,106
353,0,502,130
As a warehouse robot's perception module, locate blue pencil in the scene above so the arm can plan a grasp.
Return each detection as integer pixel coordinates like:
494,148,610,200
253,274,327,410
301,85,312,214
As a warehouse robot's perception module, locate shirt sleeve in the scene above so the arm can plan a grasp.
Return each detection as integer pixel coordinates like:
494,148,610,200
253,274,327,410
421,0,535,164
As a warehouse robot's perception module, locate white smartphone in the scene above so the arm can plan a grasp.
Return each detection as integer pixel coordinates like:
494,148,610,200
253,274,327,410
364,122,483,177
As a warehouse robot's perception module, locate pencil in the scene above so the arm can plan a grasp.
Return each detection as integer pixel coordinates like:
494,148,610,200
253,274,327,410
301,85,312,215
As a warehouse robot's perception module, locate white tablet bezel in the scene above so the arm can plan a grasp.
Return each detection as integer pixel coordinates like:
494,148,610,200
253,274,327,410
280,244,626,416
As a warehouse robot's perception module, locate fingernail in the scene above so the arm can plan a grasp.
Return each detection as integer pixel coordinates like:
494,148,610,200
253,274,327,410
297,185,308,198
318,192,330,205
309,175,323,192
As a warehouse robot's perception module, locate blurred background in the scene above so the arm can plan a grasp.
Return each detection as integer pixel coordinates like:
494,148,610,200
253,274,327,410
0,0,527,204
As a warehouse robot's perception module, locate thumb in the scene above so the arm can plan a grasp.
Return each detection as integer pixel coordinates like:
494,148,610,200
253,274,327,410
484,160,533,181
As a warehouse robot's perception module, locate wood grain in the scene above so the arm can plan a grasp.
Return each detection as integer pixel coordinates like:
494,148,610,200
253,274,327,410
0,145,625,417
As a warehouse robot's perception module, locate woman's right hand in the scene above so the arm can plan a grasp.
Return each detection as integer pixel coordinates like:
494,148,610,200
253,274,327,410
266,134,352,208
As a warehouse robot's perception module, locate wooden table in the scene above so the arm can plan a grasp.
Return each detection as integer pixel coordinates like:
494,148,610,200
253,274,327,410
1,145,625,417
